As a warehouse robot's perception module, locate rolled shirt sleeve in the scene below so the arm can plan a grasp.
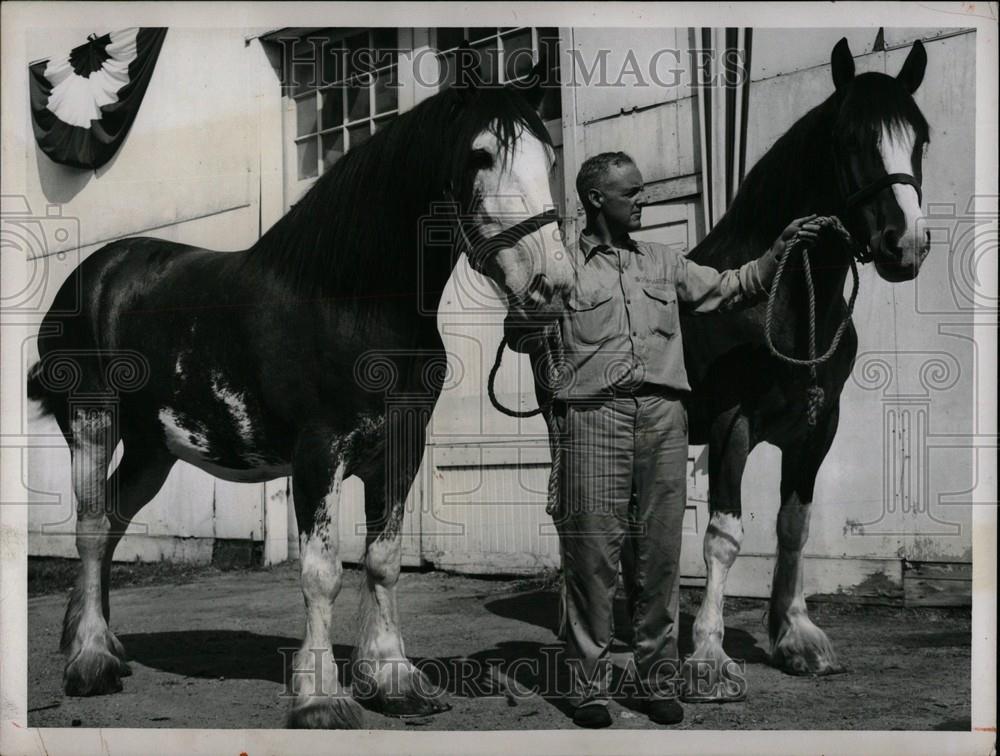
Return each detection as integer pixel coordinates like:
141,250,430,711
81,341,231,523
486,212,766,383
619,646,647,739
675,255,768,313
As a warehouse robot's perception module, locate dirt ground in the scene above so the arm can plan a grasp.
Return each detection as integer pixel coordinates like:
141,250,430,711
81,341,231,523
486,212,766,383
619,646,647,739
27,560,971,731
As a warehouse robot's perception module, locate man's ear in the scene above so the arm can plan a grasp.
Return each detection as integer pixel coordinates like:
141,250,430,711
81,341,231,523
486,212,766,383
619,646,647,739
587,187,604,211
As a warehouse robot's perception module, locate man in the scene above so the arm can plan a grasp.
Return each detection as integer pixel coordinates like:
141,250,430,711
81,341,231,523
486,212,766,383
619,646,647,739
507,152,819,728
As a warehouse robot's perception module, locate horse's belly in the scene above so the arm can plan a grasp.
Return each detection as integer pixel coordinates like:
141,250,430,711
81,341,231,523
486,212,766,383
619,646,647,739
157,407,291,483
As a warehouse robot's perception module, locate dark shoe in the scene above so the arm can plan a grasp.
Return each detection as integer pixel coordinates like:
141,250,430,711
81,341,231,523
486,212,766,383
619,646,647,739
647,697,684,725
572,703,612,729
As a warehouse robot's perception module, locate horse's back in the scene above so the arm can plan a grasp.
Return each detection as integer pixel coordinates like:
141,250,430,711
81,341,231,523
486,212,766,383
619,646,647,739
41,237,216,349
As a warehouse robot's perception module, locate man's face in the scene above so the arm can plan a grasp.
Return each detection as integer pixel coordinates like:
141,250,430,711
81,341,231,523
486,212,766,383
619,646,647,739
591,161,644,233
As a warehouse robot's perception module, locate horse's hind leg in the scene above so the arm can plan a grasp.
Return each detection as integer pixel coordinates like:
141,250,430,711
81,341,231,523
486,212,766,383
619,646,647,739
60,407,122,696
351,409,450,717
286,426,365,729
62,419,176,695
770,406,843,676
682,408,750,703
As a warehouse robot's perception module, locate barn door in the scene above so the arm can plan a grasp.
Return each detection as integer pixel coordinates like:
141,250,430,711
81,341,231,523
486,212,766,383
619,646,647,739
630,200,709,580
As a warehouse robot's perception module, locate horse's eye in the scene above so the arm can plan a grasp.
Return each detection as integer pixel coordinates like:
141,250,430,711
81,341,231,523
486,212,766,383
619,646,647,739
470,149,494,171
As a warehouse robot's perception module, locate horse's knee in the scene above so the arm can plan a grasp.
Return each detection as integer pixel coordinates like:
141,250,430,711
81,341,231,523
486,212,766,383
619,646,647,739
364,534,401,587
300,538,343,600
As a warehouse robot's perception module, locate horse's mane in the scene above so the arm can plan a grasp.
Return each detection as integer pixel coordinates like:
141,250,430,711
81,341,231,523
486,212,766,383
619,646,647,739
246,85,551,314
690,72,929,270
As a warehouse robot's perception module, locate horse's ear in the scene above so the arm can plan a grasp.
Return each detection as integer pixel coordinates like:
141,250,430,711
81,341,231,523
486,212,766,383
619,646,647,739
831,37,855,91
896,39,927,93
453,40,482,101
518,56,548,111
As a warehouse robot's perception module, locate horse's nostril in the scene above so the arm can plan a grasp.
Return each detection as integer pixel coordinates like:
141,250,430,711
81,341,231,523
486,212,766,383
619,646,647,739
881,228,903,257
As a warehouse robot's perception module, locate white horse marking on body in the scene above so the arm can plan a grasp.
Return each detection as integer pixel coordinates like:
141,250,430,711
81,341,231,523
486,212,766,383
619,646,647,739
210,371,255,442
158,407,210,455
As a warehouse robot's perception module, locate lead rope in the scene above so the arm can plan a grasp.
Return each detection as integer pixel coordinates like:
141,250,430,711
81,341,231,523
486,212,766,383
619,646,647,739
487,322,565,517
763,215,861,426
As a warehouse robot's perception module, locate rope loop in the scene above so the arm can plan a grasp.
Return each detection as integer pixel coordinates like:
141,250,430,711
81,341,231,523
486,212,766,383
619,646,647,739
764,215,862,425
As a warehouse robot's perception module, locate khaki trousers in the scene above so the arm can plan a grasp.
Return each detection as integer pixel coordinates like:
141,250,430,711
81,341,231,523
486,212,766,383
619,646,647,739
551,391,688,706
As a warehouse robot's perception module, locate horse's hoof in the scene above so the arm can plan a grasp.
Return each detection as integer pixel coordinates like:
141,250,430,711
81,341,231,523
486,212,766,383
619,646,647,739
63,648,124,697
678,649,748,703
770,620,844,676
771,645,844,676
354,661,452,717
287,695,366,729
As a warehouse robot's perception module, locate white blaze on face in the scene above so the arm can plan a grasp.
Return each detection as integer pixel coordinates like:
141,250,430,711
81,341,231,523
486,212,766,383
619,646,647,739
471,126,572,302
878,122,924,251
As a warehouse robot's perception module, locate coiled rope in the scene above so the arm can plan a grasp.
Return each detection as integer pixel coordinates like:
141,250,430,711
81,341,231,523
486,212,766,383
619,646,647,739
763,215,862,425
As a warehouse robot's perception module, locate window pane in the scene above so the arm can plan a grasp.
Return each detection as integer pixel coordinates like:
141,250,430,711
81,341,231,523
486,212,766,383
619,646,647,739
290,38,320,94
321,86,344,129
472,39,498,84
469,28,495,42
436,27,465,51
322,130,345,171
537,27,560,62
374,70,397,114
291,62,316,95
322,41,345,85
437,52,456,89
540,60,562,121
348,122,371,150
297,138,318,180
372,28,398,68
345,81,370,122
295,95,318,137
345,31,369,76
503,30,534,82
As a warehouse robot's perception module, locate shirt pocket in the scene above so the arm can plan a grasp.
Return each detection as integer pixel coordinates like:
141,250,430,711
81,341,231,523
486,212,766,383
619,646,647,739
567,293,615,346
642,285,679,337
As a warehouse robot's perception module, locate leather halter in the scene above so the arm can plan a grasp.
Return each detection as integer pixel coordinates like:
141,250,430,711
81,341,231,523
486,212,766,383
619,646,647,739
837,170,922,263
451,203,562,272
844,172,922,210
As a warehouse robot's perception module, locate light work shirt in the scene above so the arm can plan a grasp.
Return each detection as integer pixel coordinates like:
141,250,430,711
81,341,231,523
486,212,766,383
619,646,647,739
556,231,767,400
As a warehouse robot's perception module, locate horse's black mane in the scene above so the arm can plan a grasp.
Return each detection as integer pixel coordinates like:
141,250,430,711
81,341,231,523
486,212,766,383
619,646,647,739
246,85,551,313
690,71,929,270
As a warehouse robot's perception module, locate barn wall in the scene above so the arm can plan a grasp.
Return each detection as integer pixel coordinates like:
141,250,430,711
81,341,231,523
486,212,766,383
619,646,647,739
19,30,286,564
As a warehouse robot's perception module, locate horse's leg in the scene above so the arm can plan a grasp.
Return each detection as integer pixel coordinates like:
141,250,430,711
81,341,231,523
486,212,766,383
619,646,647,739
286,426,365,729
60,408,123,696
97,436,176,666
62,423,176,694
770,405,843,675
682,408,749,702
352,408,450,717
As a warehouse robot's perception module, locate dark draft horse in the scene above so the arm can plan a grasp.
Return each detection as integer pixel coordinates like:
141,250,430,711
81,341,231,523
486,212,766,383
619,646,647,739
520,38,933,701
28,71,571,727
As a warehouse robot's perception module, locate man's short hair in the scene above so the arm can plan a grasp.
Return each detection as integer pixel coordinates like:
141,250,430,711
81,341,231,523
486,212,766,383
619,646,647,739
576,152,636,213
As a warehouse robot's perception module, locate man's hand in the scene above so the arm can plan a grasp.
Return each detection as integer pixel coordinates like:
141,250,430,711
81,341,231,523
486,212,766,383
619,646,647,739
758,214,823,290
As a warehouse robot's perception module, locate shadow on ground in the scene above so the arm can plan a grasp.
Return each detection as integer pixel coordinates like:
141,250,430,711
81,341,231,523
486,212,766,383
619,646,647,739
120,587,769,720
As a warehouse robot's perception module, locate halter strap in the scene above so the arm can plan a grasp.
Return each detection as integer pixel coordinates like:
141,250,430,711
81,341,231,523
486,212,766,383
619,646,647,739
463,209,562,269
443,190,562,270
844,172,922,210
